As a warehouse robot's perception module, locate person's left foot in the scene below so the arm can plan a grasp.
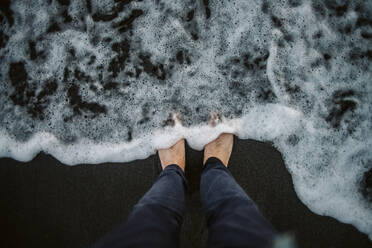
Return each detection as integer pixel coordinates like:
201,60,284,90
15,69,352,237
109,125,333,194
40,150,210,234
158,139,186,171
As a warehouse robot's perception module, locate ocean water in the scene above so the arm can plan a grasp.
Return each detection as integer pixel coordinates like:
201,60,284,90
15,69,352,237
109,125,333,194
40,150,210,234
0,0,371,237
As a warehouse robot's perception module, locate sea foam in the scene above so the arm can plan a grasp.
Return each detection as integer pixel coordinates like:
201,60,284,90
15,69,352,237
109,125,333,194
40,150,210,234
0,0,371,237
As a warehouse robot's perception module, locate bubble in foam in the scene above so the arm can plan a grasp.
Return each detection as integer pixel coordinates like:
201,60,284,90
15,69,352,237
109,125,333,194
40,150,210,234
0,0,371,237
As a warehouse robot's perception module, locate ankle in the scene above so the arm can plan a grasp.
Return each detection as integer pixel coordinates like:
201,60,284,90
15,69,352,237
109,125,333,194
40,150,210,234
204,154,228,167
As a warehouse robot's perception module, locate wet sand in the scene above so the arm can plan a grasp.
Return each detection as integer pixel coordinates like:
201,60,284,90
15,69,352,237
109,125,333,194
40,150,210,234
0,138,370,248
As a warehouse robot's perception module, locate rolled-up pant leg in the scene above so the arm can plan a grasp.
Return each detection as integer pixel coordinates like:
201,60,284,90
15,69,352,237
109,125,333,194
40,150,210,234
201,157,277,248
93,164,187,248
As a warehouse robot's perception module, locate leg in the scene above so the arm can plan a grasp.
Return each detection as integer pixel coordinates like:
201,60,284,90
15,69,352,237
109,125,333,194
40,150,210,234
201,133,277,248
93,139,186,248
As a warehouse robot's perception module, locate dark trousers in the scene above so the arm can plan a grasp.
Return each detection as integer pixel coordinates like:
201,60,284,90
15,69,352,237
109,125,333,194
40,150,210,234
93,157,277,248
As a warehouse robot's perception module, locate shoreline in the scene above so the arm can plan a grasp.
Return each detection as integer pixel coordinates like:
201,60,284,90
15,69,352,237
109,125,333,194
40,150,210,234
0,138,370,247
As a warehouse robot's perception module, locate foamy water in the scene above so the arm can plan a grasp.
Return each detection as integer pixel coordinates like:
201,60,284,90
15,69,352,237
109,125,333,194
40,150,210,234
0,0,371,237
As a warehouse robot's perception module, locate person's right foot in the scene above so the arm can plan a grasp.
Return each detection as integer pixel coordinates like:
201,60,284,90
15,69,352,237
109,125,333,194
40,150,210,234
203,113,234,167
204,133,234,167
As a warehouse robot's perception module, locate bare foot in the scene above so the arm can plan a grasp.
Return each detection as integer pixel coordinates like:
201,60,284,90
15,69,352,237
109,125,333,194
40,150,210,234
204,133,233,167
158,139,186,171
209,112,221,127
203,112,233,167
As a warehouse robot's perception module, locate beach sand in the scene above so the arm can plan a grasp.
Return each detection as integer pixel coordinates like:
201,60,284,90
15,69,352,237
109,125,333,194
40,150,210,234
0,137,370,248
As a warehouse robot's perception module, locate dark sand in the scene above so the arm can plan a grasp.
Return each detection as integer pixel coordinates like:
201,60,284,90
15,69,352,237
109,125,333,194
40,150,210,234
0,138,370,248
